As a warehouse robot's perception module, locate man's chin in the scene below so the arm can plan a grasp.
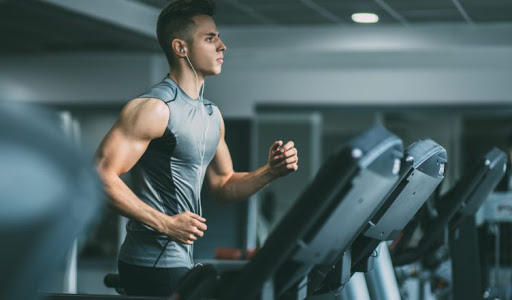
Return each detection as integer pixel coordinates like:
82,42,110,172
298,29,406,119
206,69,222,76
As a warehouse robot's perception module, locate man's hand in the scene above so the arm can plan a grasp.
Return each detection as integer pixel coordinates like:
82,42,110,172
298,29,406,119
268,140,299,178
163,211,207,245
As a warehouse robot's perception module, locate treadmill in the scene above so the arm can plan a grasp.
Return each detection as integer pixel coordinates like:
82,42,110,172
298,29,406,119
0,103,102,300
391,147,507,300
174,125,404,300
392,147,507,266
351,138,447,273
309,138,447,297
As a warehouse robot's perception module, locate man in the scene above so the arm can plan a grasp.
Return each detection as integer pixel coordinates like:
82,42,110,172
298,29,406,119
95,0,298,296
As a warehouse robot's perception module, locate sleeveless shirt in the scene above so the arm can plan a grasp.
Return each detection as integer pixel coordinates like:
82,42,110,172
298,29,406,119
119,76,222,268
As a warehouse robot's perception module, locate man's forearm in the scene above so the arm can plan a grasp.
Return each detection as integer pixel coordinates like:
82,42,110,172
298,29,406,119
214,164,277,204
101,173,167,233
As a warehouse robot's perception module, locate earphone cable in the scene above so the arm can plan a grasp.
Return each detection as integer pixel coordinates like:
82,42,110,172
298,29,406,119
185,54,208,215
153,53,209,268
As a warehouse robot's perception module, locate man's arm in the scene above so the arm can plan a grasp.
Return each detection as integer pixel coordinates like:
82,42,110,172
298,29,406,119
206,116,298,204
95,98,206,245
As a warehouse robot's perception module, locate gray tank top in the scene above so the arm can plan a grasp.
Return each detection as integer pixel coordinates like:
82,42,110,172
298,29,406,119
119,76,221,268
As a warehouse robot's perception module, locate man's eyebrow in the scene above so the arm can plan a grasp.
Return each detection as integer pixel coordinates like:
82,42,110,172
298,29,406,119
205,32,220,37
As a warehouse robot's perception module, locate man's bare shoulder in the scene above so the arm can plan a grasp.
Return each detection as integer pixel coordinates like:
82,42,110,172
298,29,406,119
118,98,169,140
122,98,168,118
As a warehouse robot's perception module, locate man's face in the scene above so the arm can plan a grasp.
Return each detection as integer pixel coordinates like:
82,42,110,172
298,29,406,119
187,15,226,76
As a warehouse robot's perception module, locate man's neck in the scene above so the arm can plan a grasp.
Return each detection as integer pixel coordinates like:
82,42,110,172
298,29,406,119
168,67,204,100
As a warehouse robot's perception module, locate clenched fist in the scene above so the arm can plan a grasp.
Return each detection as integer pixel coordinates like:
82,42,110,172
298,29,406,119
268,140,299,178
162,211,207,245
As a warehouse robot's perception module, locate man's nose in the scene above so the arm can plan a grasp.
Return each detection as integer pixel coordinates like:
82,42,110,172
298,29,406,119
218,39,227,52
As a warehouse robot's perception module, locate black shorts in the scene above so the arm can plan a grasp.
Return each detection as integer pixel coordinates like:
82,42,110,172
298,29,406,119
118,260,190,297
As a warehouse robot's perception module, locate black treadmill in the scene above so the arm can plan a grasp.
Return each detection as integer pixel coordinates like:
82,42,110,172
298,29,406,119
307,138,447,296
391,147,507,300
172,125,404,300
351,138,447,273
392,147,507,266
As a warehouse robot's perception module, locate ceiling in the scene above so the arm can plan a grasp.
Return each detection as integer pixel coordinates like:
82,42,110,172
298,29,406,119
0,0,159,54
1,0,511,54
140,0,512,25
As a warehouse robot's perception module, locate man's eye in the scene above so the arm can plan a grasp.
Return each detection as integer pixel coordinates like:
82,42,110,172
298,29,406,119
207,37,213,42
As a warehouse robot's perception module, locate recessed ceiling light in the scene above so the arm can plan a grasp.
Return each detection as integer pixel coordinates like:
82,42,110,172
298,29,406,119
351,13,379,24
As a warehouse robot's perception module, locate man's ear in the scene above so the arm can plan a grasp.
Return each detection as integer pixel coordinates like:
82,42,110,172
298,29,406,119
172,39,187,57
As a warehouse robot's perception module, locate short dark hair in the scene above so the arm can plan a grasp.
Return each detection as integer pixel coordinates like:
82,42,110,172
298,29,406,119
157,0,216,66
